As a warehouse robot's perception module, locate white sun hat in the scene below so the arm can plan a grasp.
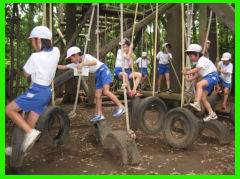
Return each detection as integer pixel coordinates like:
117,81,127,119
221,52,232,61
66,46,81,59
28,26,52,40
185,44,202,53
142,52,147,57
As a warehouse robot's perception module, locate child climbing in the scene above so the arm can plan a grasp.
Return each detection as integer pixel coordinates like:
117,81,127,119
216,52,233,111
156,42,173,94
135,51,149,90
114,38,142,97
5,26,60,154
58,46,125,123
182,44,219,122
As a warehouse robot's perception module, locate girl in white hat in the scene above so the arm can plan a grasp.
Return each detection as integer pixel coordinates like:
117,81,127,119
182,44,219,122
5,26,60,154
216,52,233,111
58,46,125,123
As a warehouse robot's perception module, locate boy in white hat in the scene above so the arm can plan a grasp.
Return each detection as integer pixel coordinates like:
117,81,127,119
5,26,60,154
156,42,173,93
182,44,219,122
58,46,125,123
135,51,149,89
216,52,233,111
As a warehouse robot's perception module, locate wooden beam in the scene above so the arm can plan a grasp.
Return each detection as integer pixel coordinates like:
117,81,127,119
207,4,234,33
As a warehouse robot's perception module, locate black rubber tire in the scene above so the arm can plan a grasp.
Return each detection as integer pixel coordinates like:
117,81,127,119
137,96,167,134
36,106,70,147
10,126,25,168
163,107,200,149
129,97,142,131
209,91,220,110
200,120,231,145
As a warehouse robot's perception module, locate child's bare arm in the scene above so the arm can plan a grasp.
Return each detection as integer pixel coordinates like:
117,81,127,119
58,65,68,70
186,73,199,81
183,67,201,75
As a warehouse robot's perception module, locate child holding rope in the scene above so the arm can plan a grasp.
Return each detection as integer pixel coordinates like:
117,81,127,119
114,38,142,97
156,43,173,94
182,44,219,122
58,46,125,123
135,52,149,90
216,52,233,111
5,26,59,154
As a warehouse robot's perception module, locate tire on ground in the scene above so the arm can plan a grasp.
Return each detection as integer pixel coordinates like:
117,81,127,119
163,107,200,149
137,96,167,134
36,106,70,147
10,126,25,168
200,120,231,145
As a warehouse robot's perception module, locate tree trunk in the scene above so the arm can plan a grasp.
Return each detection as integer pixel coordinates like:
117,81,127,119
208,13,217,63
199,4,207,47
63,4,77,104
15,4,20,96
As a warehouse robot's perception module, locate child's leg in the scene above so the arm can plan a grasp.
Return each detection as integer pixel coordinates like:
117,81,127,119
157,75,162,90
222,88,230,109
201,90,214,114
195,80,209,102
119,72,131,92
26,111,40,128
103,84,124,108
131,72,142,92
95,89,103,115
165,72,170,89
6,101,32,133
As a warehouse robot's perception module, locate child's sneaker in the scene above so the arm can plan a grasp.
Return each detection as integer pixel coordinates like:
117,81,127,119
135,91,143,97
5,146,12,156
90,114,105,123
166,88,173,94
22,129,41,153
203,112,218,122
128,90,135,97
113,107,125,117
189,101,201,112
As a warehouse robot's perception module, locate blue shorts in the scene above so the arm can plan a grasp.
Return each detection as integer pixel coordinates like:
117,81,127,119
114,67,132,80
157,64,170,76
203,72,219,94
139,68,148,77
219,77,231,89
15,83,52,115
95,64,113,89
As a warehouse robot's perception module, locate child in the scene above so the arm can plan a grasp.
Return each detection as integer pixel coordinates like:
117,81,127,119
114,38,142,97
216,52,233,111
156,43,173,94
182,44,219,122
58,46,125,123
5,26,60,154
135,52,149,89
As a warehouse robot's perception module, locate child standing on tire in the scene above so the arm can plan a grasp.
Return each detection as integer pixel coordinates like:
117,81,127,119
5,26,60,154
182,44,219,122
156,43,173,94
58,46,125,123
216,52,233,111
135,52,149,90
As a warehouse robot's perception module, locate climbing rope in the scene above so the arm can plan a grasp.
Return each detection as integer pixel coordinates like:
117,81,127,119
152,3,158,96
120,3,136,139
68,4,96,118
130,3,138,93
180,3,186,108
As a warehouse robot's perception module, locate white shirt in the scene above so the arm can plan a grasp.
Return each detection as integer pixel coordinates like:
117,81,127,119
23,47,60,86
196,56,217,77
218,61,233,83
135,57,149,68
66,54,103,73
156,51,172,64
115,49,131,68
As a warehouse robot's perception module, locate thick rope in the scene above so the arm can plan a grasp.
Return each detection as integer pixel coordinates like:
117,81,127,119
152,3,158,96
69,5,96,118
130,3,138,93
180,3,186,108
120,3,136,139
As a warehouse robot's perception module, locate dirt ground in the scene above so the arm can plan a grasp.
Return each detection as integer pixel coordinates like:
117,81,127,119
5,104,235,175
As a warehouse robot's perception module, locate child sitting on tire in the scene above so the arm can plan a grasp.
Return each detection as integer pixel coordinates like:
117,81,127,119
58,46,125,123
216,52,233,111
5,26,60,154
182,44,219,122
